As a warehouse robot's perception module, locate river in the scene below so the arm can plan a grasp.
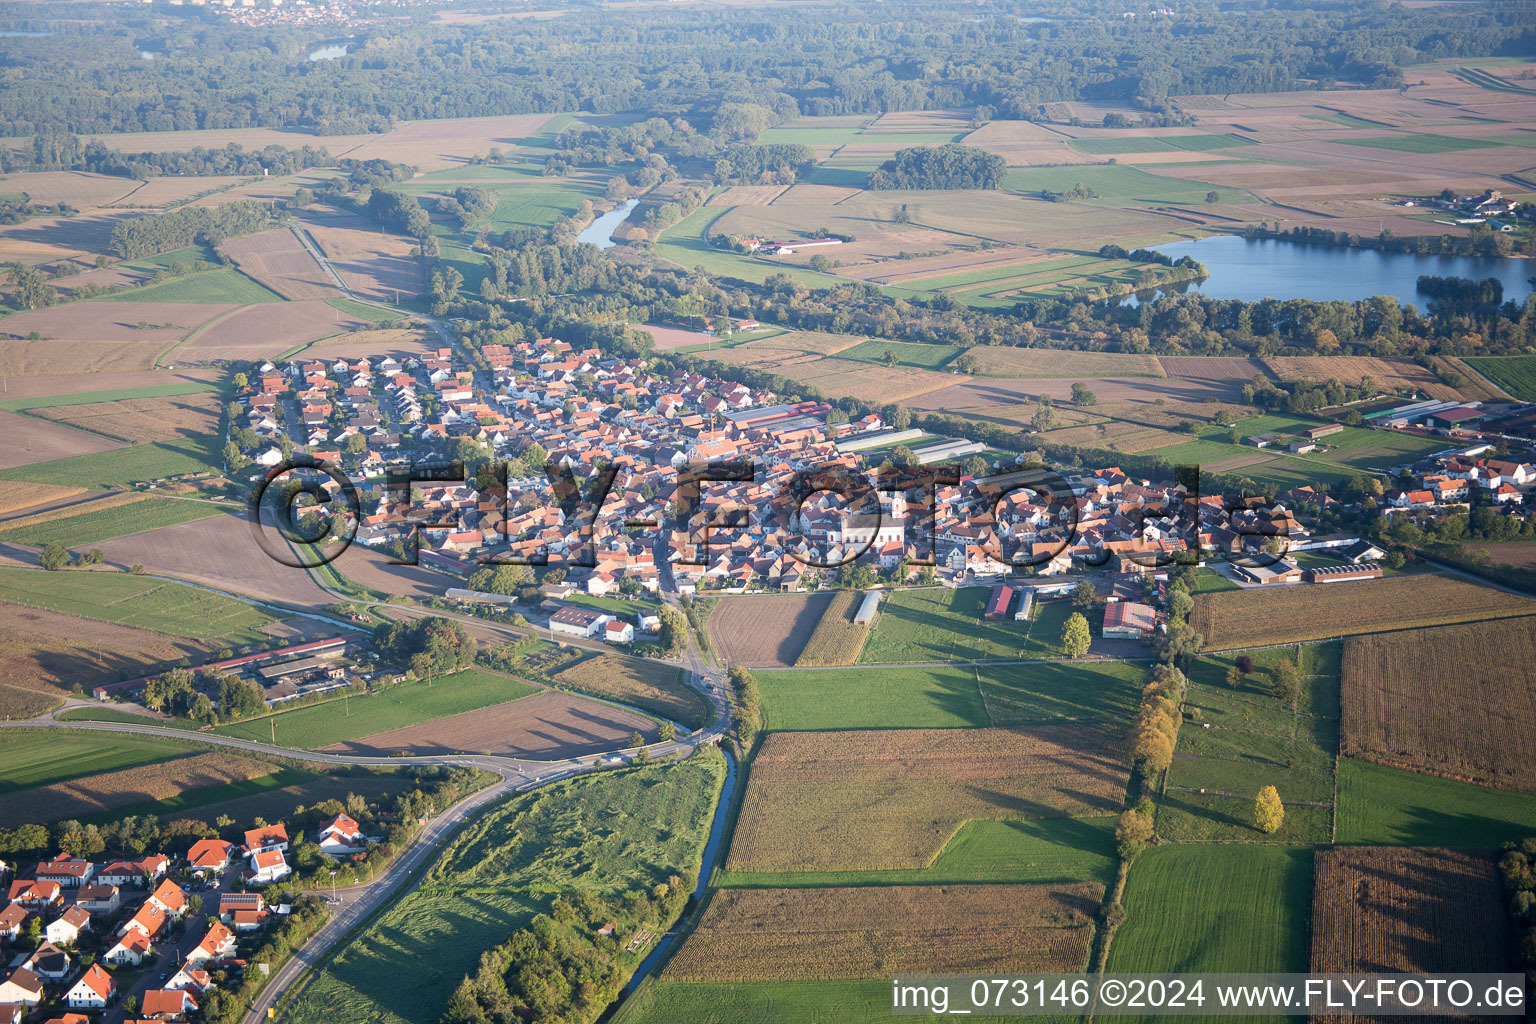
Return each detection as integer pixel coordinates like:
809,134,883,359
1129,235,1533,305
578,199,639,249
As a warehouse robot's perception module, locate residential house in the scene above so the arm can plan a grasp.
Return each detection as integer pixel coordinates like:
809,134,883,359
549,606,607,638
0,969,43,1007
104,929,153,967
65,964,114,1010
142,989,198,1020
7,879,62,910
23,942,71,982
76,884,120,914
35,857,94,889
316,815,366,856
186,840,234,875
148,879,188,918
44,906,90,946
604,619,635,644
165,964,211,993
218,893,266,922
187,921,236,964
0,904,31,941
248,848,291,886
243,825,289,855
118,901,167,940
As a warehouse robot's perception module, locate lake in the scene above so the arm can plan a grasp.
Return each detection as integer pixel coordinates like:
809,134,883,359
577,199,638,249
1135,235,1533,305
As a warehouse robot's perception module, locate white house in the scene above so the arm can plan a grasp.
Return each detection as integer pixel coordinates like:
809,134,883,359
44,906,90,946
249,848,291,885
0,968,43,1007
104,929,153,967
604,619,635,644
317,814,366,856
66,964,115,1010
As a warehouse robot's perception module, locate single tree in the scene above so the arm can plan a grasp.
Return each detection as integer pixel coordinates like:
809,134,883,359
627,730,645,750
1271,658,1300,703
658,721,675,742
1071,580,1097,610
1061,612,1092,658
1070,383,1097,406
1225,664,1244,689
39,543,70,571
1114,807,1155,860
1254,785,1285,834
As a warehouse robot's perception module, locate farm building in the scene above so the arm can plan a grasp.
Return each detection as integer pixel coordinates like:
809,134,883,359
549,606,607,639
1306,424,1344,440
984,585,1014,620
1013,590,1034,622
1232,559,1303,586
91,636,355,701
1302,563,1384,584
853,591,881,626
1102,601,1156,639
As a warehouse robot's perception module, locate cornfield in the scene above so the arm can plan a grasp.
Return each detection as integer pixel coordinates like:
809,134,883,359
793,590,872,667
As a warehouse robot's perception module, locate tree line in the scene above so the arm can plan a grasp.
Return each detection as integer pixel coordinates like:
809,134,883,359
108,199,282,258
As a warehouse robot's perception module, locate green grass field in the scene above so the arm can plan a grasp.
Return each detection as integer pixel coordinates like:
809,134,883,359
1464,356,1536,402
0,730,196,795
1002,165,1252,207
213,669,539,749
0,499,227,547
653,208,846,289
0,435,218,487
1331,134,1502,154
1068,134,1254,155
0,566,283,644
1107,845,1311,1023
1335,757,1536,846
0,381,215,413
758,664,990,730
981,659,1145,725
110,267,282,305
55,706,201,728
122,243,220,272
1158,643,1338,843
285,754,725,1024
716,815,1117,889
326,298,405,322
858,587,1068,663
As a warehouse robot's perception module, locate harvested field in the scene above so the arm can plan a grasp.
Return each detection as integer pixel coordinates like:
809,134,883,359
329,542,452,601
839,245,1045,285
1435,356,1509,401
706,592,832,668
300,210,423,303
296,327,440,362
78,127,377,155
0,481,85,515
0,600,209,696
220,227,339,300
340,113,560,171
793,590,872,667
965,346,1164,379
176,299,368,361
740,330,863,357
0,367,220,400
0,171,138,209
663,883,1101,982
0,751,279,828
0,300,231,349
0,410,122,468
1191,574,1536,650
0,684,59,720
761,356,963,404
1264,356,1465,401
90,512,334,608
726,725,1129,872
0,212,119,264
0,337,167,377
962,120,1100,166
553,652,712,730
1158,355,1274,384
1342,617,1536,792
706,185,792,206
1311,847,1508,993
108,175,253,209
322,689,656,759
33,389,220,444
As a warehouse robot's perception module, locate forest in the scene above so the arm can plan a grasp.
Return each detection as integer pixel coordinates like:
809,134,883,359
867,144,1007,190
0,0,1529,135
108,199,282,258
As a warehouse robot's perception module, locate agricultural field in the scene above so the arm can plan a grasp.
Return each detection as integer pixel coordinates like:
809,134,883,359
617,980,964,1024
0,600,212,696
1002,164,1253,207
1341,617,1536,792
320,690,659,760
220,226,339,300
1335,758,1536,846
1158,643,1340,844
0,729,196,795
1189,574,1536,649
0,750,280,829
88,511,335,608
1262,355,1466,401
755,355,963,405
283,755,725,1024
0,410,122,470
836,339,961,370
0,434,217,488
114,266,283,306
552,652,713,730
0,496,227,547
725,725,1128,873
1463,355,1536,402
662,883,1102,982
171,298,370,361
705,591,832,668
0,566,286,645
963,346,1166,379
717,816,1118,890
0,481,85,515
0,684,60,720
0,380,216,414
792,590,872,667
859,587,1067,663
214,668,538,749
1311,847,1509,980
1107,846,1311,1008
